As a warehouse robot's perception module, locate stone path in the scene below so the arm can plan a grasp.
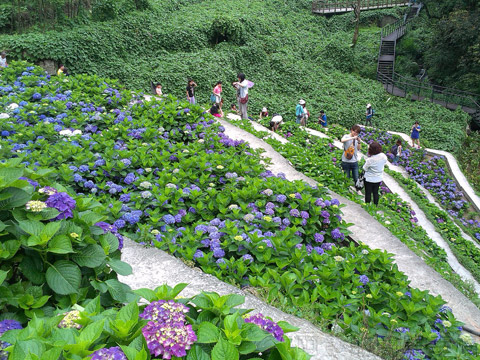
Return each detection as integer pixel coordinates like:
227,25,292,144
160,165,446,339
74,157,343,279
220,117,480,333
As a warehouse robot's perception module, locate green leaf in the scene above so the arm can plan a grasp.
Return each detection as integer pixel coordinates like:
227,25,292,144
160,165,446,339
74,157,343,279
47,235,74,254
80,211,106,226
18,220,43,236
211,337,239,360
46,260,81,295
0,168,24,186
133,288,157,302
197,322,220,343
78,319,105,344
105,279,128,302
19,256,45,285
117,301,139,323
276,321,299,334
108,258,132,275
0,270,8,284
0,188,31,210
241,323,268,342
186,344,211,360
84,296,101,315
72,244,106,268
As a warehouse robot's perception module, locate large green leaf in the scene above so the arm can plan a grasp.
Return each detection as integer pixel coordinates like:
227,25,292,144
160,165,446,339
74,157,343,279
0,188,31,210
211,337,239,360
196,322,220,344
186,344,211,360
46,260,81,295
0,168,24,187
72,245,106,268
0,270,8,284
18,220,44,236
20,256,45,285
105,279,128,302
107,258,132,276
47,235,74,254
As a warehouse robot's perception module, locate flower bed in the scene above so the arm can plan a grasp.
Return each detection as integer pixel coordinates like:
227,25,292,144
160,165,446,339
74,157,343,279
1,284,307,359
1,62,479,359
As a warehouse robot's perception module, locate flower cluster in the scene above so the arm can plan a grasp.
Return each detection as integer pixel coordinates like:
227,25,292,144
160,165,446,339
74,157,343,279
244,313,284,341
58,310,82,329
45,191,76,220
90,346,127,360
140,300,197,359
0,320,22,360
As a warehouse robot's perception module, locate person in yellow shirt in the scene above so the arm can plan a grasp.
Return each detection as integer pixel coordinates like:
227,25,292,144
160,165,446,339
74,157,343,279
57,64,68,76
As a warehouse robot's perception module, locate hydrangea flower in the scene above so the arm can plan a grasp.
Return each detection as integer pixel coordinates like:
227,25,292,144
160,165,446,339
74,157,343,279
140,300,189,324
25,200,47,212
359,275,369,285
58,310,82,329
244,313,284,342
289,209,300,218
142,321,196,359
90,346,127,360
163,215,175,225
46,192,76,220
276,194,287,203
331,228,345,240
0,319,22,359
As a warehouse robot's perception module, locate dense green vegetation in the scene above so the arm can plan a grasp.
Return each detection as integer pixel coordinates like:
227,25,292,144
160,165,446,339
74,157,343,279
0,0,470,152
396,0,480,94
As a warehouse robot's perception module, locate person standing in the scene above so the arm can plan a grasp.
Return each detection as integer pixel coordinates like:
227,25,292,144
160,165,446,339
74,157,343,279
186,79,197,105
365,103,374,127
296,100,306,125
233,73,248,120
213,81,222,104
410,121,421,148
363,141,388,206
341,124,362,185
318,110,327,127
0,52,7,68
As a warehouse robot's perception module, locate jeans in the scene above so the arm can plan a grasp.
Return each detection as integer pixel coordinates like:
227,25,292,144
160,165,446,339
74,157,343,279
365,115,373,127
365,181,381,205
341,161,359,184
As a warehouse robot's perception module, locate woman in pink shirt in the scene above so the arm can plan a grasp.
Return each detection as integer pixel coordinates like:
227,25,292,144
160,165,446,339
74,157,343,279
213,81,222,104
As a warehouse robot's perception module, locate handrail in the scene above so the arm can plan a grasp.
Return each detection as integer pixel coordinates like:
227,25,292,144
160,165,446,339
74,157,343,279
312,0,409,14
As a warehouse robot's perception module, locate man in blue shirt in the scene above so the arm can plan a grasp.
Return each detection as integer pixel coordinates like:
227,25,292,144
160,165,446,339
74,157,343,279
365,103,374,127
295,100,306,125
318,110,327,127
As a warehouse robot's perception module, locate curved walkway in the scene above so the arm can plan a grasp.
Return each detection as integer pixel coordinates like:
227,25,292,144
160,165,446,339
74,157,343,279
221,116,480,333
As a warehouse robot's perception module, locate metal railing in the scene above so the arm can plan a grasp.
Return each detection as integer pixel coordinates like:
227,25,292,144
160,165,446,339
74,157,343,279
312,0,409,14
377,72,480,112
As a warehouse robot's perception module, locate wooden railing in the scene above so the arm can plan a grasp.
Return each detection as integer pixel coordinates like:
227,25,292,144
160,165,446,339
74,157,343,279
312,0,409,14
377,72,480,112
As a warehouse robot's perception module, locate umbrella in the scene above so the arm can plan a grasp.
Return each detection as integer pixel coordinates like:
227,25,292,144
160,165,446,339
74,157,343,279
247,80,254,88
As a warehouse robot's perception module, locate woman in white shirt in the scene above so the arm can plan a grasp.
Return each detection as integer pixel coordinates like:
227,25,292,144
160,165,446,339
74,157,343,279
232,73,248,120
363,141,387,205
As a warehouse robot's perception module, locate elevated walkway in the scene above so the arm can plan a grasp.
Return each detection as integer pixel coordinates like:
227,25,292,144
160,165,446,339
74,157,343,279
312,0,408,15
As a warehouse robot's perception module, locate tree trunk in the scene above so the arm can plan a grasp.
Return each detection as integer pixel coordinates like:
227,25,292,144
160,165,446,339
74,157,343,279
351,0,361,47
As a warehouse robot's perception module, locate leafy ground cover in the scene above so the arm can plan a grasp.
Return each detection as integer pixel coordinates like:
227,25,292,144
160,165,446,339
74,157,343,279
0,62,479,359
0,0,470,152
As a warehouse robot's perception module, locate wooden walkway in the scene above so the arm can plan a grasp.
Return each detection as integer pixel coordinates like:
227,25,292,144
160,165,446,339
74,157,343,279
312,0,408,14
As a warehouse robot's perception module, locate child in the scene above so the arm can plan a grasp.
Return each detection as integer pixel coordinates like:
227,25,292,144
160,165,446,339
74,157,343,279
390,139,402,163
155,83,163,97
230,103,238,114
0,52,7,68
366,103,374,127
57,64,68,76
318,110,327,127
186,79,197,104
213,81,222,104
259,107,269,119
207,103,224,118
411,121,421,148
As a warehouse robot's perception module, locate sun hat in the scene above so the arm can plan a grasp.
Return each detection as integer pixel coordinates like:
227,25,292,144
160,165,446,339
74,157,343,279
367,103,371,107
262,107,268,112
299,99,306,105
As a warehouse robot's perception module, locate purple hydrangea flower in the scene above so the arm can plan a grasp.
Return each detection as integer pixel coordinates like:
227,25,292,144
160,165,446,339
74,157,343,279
244,313,284,341
142,321,196,358
359,275,369,285
289,209,300,218
243,254,254,263
90,346,127,360
331,228,345,240
45,192,76,220
124,172,137,185
276,194,287,203
163,214,175,225
314,233,324,243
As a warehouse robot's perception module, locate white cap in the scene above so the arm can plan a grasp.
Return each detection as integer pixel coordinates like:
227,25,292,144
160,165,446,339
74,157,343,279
262,107,268,112
299,99,306,105
367,103,371,108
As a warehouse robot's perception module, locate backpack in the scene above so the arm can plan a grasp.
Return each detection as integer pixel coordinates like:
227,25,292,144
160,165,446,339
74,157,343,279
390,144,398,155
210,93,216,103
344,140,356,160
